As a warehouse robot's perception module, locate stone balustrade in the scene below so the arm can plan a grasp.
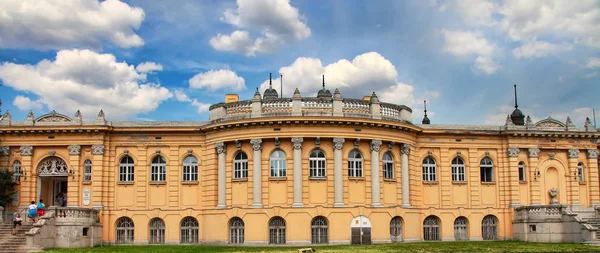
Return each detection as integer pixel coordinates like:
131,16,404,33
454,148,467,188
54,207,99,224
514,205,566,221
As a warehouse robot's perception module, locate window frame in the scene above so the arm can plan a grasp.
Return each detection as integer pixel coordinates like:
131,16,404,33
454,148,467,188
229,217,245,244
150,156,167,182
454,217,469,241
119,156,135,182
480,157,494,182
83,159,92,182
12,160,22,183
311,216,328,244
115,217,134,244
518,162,526,182
233,152,249,179
482,215,498,240
390,216,403,242
309,149,326,179
348,150,363,178
180,216,199,244
149,218,165,244
269,150,287,178
269,217,286,245
451,157,466,182
182,156,198,182
383,152,394,179
423,216,440,241
578,162,585,182
422,157,437,182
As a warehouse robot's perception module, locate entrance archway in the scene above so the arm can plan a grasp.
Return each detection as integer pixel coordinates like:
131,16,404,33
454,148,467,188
36,157,69,207
350,216,372,245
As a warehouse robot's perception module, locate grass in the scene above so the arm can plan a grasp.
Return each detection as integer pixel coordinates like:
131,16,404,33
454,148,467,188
44,241,600,253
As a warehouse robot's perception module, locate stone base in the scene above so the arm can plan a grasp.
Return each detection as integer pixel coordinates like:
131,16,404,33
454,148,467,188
333,203,345,207
401,204,412,208
251,203,263,208
291,203,304,208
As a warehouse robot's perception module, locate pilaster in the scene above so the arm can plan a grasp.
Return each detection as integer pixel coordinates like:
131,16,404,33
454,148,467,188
507,147,520,207
67,145,81,207
250,138,263,208
528,148,541,205
401,143,411,208
19,146,33,205
439,147,450,207
587,149,599,206
370,139,382,207
292,137,304,207
215,142,227,209
91,144,104,209
333,138,345,207
567,149,580,206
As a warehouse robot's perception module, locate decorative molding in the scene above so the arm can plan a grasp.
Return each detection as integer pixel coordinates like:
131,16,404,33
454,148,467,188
427,150,432,155
548,152,556,159
485,151,490,156
67,145,81,156
0,146,9,156
370,140,382,152
588,149,599,159
20,146,33,156
91,144,104,155
215,142,226,154
48,149,56,157
387,142,395,151
528,148,540,158
187,149,193,155
235,140,241,150
36,110,72,123
291,137,304,150
401,144,410,155
507,147,519,157
38,157,68,176
456,151,461,157
354,138,360,149
568,149,580,159
333,138,345,150
535,116,566,128
123,149,129,154
250,138,262,151
155,149,161,154
315,137,320,148
274,137,280,148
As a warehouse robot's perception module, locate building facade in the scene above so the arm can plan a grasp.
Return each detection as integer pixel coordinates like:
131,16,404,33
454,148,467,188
0,85,599,246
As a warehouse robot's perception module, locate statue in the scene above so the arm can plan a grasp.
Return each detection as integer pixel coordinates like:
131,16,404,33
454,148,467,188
549,188,558,205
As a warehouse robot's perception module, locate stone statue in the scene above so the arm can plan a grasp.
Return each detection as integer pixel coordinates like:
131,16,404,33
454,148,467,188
549,188,558,205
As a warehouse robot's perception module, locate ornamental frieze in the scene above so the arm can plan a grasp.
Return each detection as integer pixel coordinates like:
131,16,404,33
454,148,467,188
91,144,104,155
68,145,81,156
507,147,519,157
20,146,33,156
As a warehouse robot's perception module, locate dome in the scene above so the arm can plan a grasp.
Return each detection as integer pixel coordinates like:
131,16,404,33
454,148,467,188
263,87,279,99
317,87,332,98
511,108,525,126
422,115,430,124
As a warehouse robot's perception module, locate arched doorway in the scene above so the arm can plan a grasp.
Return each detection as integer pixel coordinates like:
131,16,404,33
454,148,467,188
350,216,371,245
36,157,69,207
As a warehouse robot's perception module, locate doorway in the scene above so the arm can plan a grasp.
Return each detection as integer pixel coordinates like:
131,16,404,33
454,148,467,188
350,216,372,245
39,177,68,207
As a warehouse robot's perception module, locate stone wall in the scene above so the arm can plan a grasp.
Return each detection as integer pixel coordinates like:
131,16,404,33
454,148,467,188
513,205,597,243
25,207,102,249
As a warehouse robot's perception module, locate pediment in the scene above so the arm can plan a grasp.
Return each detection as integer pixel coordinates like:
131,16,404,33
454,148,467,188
35,110,72,123
534,117,565,128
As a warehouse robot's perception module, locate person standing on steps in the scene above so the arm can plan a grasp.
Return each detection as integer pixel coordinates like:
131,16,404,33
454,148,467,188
12,212,22,235
27,201,37,224
37,199,45,217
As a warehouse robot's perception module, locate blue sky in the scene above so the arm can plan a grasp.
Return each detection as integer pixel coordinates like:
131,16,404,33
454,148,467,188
0,0,599,126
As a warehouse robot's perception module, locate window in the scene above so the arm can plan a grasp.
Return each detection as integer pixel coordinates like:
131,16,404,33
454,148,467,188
311,216,328,244
270,150,287,178
83,160,92,182
234,152,248,179
269,217,286,244
182,156,198,182
119,156,135,182
422,157,437,182
151,156,167,182
518,162,526,182
451,157,465,182
12,160,21,182
229,217,245,244
423,216,440,241
454,217,468,241
115,217,134,244
480,157,494,182
348,150,363,178
180,217,199,244
149,218,165,244
383,153,394,179
578,163,585,182
390,216,403,242
309,149,326,178
482,215,498,240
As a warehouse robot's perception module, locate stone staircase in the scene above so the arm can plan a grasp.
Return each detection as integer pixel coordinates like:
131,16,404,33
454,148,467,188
582,218,600,239
0,223,42,253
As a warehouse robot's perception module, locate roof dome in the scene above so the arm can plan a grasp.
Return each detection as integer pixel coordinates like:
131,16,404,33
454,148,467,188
422,100,430,124
511,108,525,125
317,75,332,98
263,73,279,99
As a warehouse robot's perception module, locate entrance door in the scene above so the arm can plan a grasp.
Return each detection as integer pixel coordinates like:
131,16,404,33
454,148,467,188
53,179,68,206
350,216,372,245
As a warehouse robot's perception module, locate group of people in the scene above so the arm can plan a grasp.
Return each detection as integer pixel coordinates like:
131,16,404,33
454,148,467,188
11,199,45,235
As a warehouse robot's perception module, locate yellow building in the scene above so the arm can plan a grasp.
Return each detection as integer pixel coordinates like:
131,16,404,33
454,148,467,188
0,84,599,247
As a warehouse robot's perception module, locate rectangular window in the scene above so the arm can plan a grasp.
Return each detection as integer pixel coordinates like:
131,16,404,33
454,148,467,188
309,159,326,178
481,167,493,182
578,166,585,182
182,164,198,182
452,165,465,182
270,160,286,178
383,162,394,179
84,160,92,182
423,166,436,182
234,161,248,179
119,165,134,182
151,165,166,182
518,164,526,182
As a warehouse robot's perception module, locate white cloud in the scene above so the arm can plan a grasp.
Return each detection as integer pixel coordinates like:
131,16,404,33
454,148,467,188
189,69,246,92
442,30,500,74
174,90,191,102
258,52,415,106
136,62,163,73
0,49,172,120
191,99,210,113
454,0,497,26
0,0,145,50
210,0,311,56
484,106,595,126
12,96,44,111
512,40,572,59
586,57,600,68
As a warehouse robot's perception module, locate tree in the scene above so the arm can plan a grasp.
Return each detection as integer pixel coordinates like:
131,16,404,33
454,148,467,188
0,169,17,207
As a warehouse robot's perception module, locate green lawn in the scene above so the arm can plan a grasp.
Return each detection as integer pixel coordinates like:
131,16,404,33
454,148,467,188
44,241,600,253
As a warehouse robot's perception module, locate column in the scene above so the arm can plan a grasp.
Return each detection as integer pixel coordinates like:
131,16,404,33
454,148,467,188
567,149,580,206
587,149,600,206
528,148,541,205
90,144,104,209
507,147,520,207
250,138,263,208
215,142,226,209
401,144,411,208
19,146,33,207
370,140,383,207
67,145,81,207
292,137,304,207
333,138,345,207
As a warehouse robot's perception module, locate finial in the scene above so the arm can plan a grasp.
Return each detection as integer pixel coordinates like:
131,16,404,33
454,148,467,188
424,100,428,116
322,75,325,89
269,73,272,88
513,84,518,109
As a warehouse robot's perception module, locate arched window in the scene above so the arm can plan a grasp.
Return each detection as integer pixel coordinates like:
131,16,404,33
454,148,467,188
151,156,167,182
309,149,326,178
423,216,440,241
119,156,135,182
422,157,437,182
518,162,526,182
451,157,465,182
270,150,287,178
180,216,199,244
12,160,21,182
482,215,498,240
383,153,394,179
234,152,249,179
578,162,585,182
311,216,328,244
182,156,198,182
348,150,363,178
390,216,403,242
149,218,165,244
269,217,286,244
115,217,134,244
480,157,494,182
229,217,245,244
82,160,92,182
454,217,468,241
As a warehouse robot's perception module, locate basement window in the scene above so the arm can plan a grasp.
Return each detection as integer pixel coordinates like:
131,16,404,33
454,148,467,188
83,227,89,236
529,225,536,232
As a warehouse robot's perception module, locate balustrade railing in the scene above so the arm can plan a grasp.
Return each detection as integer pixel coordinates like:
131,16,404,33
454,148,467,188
514,205,565,220
53,207,99,224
